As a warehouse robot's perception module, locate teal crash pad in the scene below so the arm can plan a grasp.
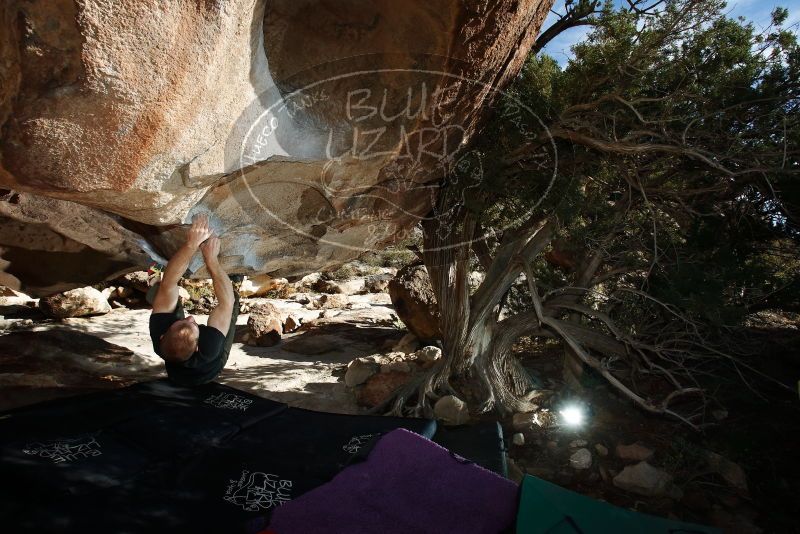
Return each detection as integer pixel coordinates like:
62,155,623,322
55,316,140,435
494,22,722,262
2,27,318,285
516,475,720,533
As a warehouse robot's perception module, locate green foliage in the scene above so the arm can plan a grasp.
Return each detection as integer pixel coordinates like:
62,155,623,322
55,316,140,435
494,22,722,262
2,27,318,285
461,0,800,327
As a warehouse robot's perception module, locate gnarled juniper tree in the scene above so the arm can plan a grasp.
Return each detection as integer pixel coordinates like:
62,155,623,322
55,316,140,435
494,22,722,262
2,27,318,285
384,0,799,429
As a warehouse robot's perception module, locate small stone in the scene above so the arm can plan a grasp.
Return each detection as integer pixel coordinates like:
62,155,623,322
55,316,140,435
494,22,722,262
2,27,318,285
598,464,611,483
121,271,150,293
247,314,282,347
114,286,134,299
344,358,379,387
283,314,301,333
292,293,311,304
711,409,728,421
315,294,349,309
595,443,609,457
705,450,748,494
363,274,392,293
178,286,191,301
570,448,592,470
613,461,672,497
392,332,419,354
569,439,588,448
414,345,442,363
433,395,470,425
616,442,654,463
512,433,525,446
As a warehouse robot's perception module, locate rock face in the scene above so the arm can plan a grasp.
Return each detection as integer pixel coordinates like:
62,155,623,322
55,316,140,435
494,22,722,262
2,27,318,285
388,265,441,340
0,0,552,295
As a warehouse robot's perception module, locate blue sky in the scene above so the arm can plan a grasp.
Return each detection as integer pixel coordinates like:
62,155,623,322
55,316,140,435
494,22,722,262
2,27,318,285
540,0,800,66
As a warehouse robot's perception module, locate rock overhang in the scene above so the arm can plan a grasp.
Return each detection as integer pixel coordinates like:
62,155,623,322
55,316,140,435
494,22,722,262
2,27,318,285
0,0,553,295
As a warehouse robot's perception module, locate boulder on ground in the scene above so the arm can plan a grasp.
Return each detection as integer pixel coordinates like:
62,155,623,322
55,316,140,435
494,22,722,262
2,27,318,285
380,360,412,374
313,294,349,309
283,314,301,333
391,332,420,354
39,287,111,318
246,301,283,346
388,264,441,341
344,358,380,387
612,461,673,497
298,273,323,290
247,315,282,347
616,442,655,463
119,271,150,293
705,450,748,494
0,286,29,298
356,371,411,408
238,274,288,297
364,274,392,293
414,345,442,364
570,448,592,470
313,278,364,296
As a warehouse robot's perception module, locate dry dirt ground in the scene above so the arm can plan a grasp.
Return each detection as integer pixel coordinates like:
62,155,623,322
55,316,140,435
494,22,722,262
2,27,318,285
0,292,403,414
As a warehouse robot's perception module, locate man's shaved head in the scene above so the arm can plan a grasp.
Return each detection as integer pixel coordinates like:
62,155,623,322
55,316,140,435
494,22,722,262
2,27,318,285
160,319,199,362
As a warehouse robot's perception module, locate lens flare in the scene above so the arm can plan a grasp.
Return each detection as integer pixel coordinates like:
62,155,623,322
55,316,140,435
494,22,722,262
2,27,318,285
559,405,585,427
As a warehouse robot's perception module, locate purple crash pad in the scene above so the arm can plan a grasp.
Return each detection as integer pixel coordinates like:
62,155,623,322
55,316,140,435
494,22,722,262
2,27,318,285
268,428,519,534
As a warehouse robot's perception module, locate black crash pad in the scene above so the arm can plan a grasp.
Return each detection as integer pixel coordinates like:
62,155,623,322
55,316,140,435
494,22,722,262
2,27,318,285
0,380,438,533
432,421,508,477
0,380,511,533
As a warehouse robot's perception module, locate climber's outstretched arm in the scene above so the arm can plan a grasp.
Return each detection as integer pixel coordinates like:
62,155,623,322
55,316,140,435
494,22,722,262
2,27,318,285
201,236,235,336
152,214,212,313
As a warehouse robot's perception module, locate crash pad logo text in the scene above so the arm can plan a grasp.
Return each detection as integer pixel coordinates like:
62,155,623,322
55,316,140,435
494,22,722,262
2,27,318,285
224,469,292,511
22,435,102,464
204,392,253,411
342,433,380,454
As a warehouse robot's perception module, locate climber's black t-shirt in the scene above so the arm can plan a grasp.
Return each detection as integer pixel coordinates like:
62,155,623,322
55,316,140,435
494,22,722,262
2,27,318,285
149,312,226,386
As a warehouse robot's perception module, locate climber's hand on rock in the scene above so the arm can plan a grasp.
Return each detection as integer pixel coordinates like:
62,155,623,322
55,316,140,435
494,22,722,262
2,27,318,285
200,235,221,262
187,213,213,248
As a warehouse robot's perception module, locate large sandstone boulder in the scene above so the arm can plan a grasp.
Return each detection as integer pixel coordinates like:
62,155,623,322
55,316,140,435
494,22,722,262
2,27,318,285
0,0,551,295
388,264,441,341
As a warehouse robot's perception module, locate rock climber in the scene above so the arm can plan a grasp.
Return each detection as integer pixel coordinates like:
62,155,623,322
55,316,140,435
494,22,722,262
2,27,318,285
148,213,239,385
